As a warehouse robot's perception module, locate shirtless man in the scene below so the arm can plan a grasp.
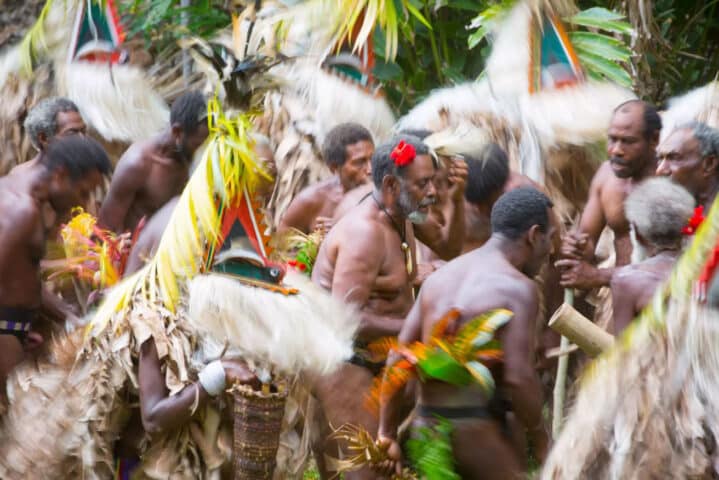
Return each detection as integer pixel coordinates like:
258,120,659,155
279,122,374,234
99,90,208,233
311,135,463,479
557,100,662,289
0,136,110,399
377,187,555,479
10,97,87,175
611,178,695,334
656,121,719,211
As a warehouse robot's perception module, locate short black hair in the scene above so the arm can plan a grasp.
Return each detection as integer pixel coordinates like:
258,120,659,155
170,90,207,134
371,134,431,189
490,187,553,240
397,128,433,140
464,143,510,205
322,123,374,168
41,136,111,180
614,100,662,139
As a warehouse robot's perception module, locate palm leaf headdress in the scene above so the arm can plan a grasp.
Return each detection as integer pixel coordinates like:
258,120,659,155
87,97,270,338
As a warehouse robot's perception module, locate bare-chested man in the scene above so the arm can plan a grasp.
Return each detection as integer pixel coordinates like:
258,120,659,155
10,97,87,176
611,178,695,334
311,135,465,479
557,100,662,290
656,121,719,211
377,187,555,479
99,90,208,233
279,122,374,234
0,136,110,399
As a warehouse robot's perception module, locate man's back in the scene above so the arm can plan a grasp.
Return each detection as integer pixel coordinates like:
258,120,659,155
100,139,188,232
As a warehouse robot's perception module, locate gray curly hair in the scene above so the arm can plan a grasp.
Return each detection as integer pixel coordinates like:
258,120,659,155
24,97,80,150
625,177,696,249
680,121,719,159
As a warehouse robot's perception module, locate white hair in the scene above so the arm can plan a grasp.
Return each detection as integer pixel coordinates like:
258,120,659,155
625,177,695,249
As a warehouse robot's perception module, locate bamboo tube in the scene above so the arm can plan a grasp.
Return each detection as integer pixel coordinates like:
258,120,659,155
552,290,573,438
549,302,615,357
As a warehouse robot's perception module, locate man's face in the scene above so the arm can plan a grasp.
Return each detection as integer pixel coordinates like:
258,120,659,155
525,208,557,277
338,140,373,190
40,110,87,150
49,169,105,216
607,108,655,179
656,128,707,195
178,121,210,161
395,154,437,224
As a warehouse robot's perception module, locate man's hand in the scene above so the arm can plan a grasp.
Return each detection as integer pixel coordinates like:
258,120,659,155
23,331,44,352
372,435,403,478
314,216,333,236
530,424,550,464
555,259,610,290
447,157,468,203
221,359,261,389
560,231,589,261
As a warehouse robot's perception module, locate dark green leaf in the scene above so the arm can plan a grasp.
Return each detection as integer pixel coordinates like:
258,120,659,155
578,51,633,87
570,32,632,62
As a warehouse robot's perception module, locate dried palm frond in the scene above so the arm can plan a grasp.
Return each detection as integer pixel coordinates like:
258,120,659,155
326,424,417,479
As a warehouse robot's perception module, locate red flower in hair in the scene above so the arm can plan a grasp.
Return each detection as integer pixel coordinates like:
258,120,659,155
682,205,705,235
390,140,416,167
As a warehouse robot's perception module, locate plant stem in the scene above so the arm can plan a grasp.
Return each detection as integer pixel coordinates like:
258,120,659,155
424,4,443,82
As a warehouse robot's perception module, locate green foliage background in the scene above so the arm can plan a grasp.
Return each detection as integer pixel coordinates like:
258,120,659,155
122,0,719,115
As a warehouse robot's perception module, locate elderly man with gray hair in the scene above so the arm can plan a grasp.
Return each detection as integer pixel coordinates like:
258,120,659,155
10,97,87,175
610,177,696,334
657,121,719,211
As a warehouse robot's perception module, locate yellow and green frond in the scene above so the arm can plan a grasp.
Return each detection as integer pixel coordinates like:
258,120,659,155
453,308,512,359
87,99,268,338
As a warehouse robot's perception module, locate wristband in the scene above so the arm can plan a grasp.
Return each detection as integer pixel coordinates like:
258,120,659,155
198,360,226,396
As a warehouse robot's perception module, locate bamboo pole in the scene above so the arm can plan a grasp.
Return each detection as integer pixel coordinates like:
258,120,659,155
552,289,573,437
549,303,614,357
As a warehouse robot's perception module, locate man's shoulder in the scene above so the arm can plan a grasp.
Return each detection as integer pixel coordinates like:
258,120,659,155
0,192,39,231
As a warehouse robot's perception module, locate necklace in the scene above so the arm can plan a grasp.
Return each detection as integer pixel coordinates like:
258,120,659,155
372,194,413,276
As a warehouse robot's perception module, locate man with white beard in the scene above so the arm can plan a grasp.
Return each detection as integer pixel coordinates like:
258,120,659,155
610,177,696,334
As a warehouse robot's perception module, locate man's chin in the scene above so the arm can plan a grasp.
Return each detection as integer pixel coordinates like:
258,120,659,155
610,163,633,179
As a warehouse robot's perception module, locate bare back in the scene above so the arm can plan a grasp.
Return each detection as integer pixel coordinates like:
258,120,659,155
100,140,188,232
280,178,346,234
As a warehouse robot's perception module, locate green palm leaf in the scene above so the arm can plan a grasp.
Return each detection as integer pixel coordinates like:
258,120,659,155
567,7,633,34
465,360,495,396
569,32,632,63
577,50,633,87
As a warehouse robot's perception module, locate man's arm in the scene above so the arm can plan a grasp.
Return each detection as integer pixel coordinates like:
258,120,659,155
375,289,425,476
98,155,145,233
278,190,318,234
415,158,467,260
331,224,404,340
138,338,257,434
500,283,549,462
563,164,609,261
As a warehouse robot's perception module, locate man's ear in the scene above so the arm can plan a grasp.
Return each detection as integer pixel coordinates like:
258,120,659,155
527,224,542,248
703,155,718,177
381,175,400,202
650,130,660,149
170,123,183,142
37,131,49,150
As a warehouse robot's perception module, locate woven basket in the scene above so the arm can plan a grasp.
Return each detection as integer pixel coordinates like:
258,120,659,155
233,383,288,479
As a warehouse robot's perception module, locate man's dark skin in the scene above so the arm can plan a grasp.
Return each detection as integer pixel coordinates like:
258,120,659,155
0,145,105,400
557,101,659,289
656,126,719,211
611,252,678,335
279,138,374,235
99,116,208,233
376,190,556,479
311,141,465,479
